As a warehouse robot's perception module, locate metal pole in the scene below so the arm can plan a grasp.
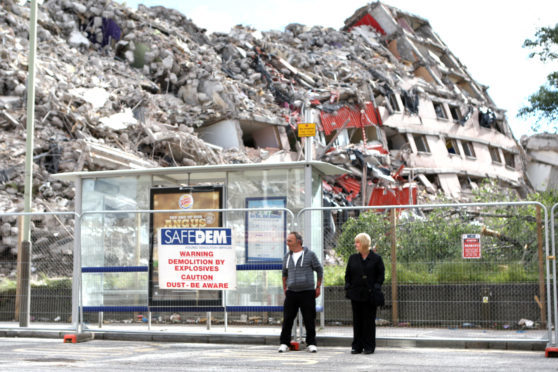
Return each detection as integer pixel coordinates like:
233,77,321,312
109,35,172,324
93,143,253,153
553,214,558,347
361,162,367,206
549,205,557,346
15,216,23,322
302,107,319,334
21,0,38,328
536,206,547,328
72,182,83,333
23,1,37,242
224,291,228,332
390,209,398,325
303,116,313,244
18,241,31,327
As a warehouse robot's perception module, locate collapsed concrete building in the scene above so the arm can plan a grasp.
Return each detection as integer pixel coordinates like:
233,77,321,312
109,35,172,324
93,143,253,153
331,3,524,202
522,134,558,192
0,0,529,268
191,2,527,205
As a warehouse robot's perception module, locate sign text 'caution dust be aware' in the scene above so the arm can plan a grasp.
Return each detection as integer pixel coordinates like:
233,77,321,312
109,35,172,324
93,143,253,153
158,228,236,290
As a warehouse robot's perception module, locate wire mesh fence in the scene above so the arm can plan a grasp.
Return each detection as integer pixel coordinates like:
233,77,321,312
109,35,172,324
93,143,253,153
0,204,555,344
300,202,552,340
78,208,293,332
0,212,75,327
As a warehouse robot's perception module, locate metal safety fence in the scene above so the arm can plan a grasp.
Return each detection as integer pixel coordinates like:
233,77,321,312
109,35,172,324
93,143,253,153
297,202,555,344
0,211,76,331
548,203,558,347
76,207,295,334
0,203,556,348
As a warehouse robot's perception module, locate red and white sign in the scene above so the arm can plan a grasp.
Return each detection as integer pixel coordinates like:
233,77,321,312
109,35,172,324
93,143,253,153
158,228,237,290
462,234,481,259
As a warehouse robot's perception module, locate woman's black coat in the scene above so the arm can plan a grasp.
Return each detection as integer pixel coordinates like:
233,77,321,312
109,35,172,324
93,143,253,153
344,251,385,303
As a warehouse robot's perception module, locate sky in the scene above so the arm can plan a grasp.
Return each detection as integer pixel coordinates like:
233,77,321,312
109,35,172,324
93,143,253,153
118,0,557,139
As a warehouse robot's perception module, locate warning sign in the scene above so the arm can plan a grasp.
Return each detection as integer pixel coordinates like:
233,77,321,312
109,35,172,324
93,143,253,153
297,123,316,137
158,228,236,290
462,234,481,259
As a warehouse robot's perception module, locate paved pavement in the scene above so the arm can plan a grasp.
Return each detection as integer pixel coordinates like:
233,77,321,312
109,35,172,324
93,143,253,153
1,338,557,371
0,321,552,351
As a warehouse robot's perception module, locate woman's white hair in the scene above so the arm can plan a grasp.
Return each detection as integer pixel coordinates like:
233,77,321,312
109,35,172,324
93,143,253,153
355,232,371,250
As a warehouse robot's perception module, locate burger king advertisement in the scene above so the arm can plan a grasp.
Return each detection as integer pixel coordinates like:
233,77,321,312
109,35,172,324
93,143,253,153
149,186,223,307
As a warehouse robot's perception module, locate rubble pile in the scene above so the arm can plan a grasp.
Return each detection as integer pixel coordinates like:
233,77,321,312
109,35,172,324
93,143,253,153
0,0,524,275
0,1,388,210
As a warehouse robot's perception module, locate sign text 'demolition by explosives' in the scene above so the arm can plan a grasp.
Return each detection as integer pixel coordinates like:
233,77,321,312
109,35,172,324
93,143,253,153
158,228,236,290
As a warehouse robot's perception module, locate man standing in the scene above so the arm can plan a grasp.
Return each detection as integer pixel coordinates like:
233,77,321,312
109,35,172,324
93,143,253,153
278,231,323,353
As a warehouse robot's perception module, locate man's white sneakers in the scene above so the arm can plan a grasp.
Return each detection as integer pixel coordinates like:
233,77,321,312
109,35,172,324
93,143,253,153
279,344,317,353
278,344,289,353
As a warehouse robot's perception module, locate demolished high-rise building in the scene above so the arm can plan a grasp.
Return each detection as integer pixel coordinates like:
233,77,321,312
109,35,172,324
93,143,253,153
0,0,529,262
334,2,525,202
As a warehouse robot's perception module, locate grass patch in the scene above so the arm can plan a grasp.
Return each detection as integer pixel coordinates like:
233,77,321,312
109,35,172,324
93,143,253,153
322,261,537,286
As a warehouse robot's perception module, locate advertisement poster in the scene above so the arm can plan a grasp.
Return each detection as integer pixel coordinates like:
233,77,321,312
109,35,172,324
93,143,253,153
149,186,223,306
462,234,481,259
245,197,286,263
158,228,236,290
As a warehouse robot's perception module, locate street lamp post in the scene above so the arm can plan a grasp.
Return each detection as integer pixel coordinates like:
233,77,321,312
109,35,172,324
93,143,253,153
20,0,38,327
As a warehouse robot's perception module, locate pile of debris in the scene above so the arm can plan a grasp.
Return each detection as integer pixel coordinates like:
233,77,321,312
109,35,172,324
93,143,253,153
0,0,525,274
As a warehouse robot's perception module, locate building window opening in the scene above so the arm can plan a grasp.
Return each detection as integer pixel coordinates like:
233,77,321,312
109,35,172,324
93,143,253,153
373,91,387,107
489,146,501,164
449,105,462,121
440,53,457,69
494,119,505,134
446,138,460,155
433,102,447,119
503,151,515,168
388,93,401,112
386,132,408,150
349,125,381,144
413,134,430,153
462,141,476,158
459,175,481,193
324,128,350,148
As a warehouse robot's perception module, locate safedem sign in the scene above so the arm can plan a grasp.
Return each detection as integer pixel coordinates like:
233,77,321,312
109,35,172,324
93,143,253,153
158,228,236,290
462,234,481,259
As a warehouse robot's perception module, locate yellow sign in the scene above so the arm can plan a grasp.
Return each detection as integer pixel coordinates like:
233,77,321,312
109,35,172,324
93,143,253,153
298,123,316,137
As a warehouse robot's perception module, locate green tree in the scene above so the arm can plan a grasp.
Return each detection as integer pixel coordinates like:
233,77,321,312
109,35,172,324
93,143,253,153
519,24,558,130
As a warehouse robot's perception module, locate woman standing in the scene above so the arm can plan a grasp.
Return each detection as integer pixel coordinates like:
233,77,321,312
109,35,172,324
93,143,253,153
344,232,385,354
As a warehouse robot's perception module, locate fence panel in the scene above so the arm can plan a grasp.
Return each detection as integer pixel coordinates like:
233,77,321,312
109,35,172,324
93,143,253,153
549,204,558,347
1,203,553,346
77,208,294,333
0,212,76,329
299,202,552,342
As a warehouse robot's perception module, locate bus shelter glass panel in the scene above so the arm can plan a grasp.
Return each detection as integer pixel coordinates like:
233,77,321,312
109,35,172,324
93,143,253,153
81,175,151,306
226,167,314,307
82,272,148,307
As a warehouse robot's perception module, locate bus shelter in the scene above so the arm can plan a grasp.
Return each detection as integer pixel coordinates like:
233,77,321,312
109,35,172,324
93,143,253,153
53,161,345,325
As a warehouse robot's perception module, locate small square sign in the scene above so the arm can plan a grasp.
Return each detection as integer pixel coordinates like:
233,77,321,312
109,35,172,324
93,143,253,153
297,123,316,137
462,234,481,259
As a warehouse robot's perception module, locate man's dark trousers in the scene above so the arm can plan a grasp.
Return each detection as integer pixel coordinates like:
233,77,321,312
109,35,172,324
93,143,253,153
279,290,316,346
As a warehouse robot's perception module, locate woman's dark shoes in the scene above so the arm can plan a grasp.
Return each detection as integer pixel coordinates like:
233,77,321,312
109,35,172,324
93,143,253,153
363,349,375,354
351,349,362,354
